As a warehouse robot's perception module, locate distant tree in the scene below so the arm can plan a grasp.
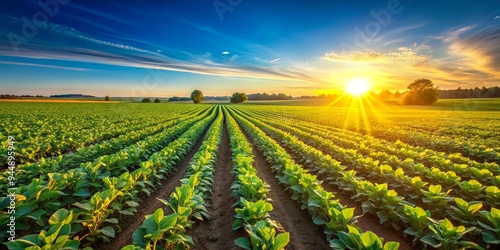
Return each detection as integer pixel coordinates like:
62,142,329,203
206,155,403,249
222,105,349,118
438,86,500,99
142,98,151,103
190,90,204,104
215,96,230,101
394,91,402,99
154,98,161,103
0,94,21,99
169,96,180,101
402,78,439,105
230,92,248,104
378,90,393,99
105,95,110,101
247,92,293,100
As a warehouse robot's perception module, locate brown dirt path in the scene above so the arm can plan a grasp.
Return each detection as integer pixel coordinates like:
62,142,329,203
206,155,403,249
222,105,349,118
189,122,245,250
99,125,210,249
242,131,331,250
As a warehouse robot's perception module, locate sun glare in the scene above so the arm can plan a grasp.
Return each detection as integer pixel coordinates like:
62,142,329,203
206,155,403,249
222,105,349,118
345,78,371,96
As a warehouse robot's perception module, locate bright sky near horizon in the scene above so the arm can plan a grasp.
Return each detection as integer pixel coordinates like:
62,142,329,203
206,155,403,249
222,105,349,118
0,0,499,97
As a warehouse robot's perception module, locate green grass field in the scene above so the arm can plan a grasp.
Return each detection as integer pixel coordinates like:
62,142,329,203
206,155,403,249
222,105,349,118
1,99,499,249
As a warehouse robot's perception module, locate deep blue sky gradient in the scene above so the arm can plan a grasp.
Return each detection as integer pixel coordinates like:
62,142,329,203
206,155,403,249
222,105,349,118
1,0,499,96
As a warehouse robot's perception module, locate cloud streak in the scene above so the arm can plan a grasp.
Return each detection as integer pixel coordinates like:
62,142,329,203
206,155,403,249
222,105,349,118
0,61,90,71
270,58,281,63
448,26,500,74
323,47,430,66
0,18,328,85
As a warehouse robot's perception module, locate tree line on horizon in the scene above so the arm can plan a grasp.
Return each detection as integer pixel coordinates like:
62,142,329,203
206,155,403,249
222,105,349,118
2,85,499,101
185,79,495,106
247,93,293,100
439,86,500,99
375,86,500,100
305,86,500,101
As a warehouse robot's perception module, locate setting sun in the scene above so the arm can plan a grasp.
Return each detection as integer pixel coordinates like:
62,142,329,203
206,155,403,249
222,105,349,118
345,78,371,96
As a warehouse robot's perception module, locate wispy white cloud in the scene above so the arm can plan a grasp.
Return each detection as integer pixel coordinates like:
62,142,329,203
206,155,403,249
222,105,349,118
67,4,132,26
222,51,230,55
77,34,150,53
230,54,240,62
371,23,427,44
0,61,90,71
323,47,430,66
380,38,406,47
269,58,281,63
432,25,477,43
0,34,325,85
413,43,432,52
3,16,153,54
447,26,500,74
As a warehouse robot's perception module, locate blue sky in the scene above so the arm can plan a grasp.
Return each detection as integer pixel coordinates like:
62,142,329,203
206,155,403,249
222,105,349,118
0,0,499,97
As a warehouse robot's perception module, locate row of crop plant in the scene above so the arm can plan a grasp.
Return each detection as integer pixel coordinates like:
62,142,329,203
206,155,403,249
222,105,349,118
2,108,216,248
223,106,290,249
227,107,400,249
122,106,224,249
232,107,496,249
0,107,212,193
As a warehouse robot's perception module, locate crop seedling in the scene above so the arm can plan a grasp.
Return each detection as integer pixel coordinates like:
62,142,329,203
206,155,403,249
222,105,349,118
420,219,482,250
478,207,500,245
235,220,290,250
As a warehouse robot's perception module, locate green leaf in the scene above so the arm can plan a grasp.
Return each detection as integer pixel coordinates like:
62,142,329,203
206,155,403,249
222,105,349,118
159,213,179,230
482,232,500,244
360,231,383,248
126,201,140,207
25,209,46,222
73,202,92,211
420,235,441,248
73,189,91,197
121,245,143,250
132,228,147,247
383,242,400,250
14,204,36,218
105,218,119,224
272,232,290,250
119,208,136,216
403,227,419,237
48,209,72,225
343,208,355,220
41,224,61,244
5,234,42,249
232,219,244,230
491,207,500,218
429,185,442,193
312,216,326,225
62,239,80,249
235,237,252,250
100,226,115,238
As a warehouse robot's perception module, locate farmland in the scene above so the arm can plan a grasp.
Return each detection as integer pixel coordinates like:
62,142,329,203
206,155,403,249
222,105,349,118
1,100,500,250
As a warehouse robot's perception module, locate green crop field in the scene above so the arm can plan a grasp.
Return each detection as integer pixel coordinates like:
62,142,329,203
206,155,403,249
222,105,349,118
1,99,500,250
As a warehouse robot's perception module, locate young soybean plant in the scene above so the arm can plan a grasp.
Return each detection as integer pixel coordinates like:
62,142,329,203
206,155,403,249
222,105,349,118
4,209,80,250
420,218,483,250
330,225,399,250
234,220,290,250
125,208,191,250
478,207,500,245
